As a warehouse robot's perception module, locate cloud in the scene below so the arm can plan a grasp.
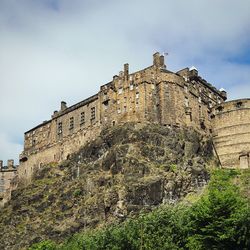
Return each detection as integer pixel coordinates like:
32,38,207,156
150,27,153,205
0,0,250,162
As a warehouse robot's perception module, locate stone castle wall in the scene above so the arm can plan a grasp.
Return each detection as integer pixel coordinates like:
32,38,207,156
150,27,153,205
212,99,250,169
18,52,226,184
0,160,18,207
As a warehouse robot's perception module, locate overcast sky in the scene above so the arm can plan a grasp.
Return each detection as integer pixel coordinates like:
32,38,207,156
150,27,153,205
0,0,250,164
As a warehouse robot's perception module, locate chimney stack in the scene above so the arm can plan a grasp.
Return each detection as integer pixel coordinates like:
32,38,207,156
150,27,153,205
7,159,14,169
61,101,67,111
124,63,129,80
153,52,166,68
160,55,166,69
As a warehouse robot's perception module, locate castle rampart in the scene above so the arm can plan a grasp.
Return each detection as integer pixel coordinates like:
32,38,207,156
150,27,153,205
212,99,250,169
18,52,226,184
0,160,18,207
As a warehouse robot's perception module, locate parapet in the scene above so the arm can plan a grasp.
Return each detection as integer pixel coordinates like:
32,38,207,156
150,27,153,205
215,98,250,113
0,160,18,171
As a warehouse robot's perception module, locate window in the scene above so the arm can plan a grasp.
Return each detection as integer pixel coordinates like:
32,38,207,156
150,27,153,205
91,107,96,120
57,122,62,135
130,82,134,90
136,92,139,99
236,102,243,109
80,112,85,126
69,117,74,130
103,100,109,110
118,87,123,94
239,154,249,169
117,108,121,114
199,105,203,117
124,106,127,112
217,106,224,112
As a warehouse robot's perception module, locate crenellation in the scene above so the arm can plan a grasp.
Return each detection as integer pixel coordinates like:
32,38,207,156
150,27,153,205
0,160,18,207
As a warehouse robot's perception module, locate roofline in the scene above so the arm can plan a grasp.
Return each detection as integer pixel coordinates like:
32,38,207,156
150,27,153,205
25,120,51,134
25,93,99,134
54,93,99,119
222,98,250,105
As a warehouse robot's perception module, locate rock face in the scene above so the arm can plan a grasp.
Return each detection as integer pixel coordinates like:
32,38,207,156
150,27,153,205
0,123,216,249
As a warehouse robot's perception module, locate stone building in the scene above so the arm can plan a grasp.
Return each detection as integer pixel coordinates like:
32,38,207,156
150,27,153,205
212,99,250,169
0,160,18,207
18,52,227,184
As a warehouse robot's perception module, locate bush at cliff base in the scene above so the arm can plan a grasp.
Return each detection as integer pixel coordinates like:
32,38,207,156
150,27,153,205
29,169,250,250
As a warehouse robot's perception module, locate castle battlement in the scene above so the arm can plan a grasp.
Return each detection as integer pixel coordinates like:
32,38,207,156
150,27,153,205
0,159,18,207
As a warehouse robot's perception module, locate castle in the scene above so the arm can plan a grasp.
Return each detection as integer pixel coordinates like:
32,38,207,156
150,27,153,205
1,52,249,205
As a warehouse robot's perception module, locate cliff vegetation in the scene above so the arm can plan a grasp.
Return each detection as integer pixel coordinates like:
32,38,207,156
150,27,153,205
0,123,221,249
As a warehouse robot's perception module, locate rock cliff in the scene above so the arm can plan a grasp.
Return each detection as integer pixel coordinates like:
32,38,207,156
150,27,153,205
0,123,217,249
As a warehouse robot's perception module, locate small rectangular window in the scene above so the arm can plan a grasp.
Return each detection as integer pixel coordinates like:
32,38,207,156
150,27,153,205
118,87,123,94
130,82,134,90
57,122,62,135
80,112,85,126
91,107,96,120
136,92,139,99
69,117,74,130
103,100,109,110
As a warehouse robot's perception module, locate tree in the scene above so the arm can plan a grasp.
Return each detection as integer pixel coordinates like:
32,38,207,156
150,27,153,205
186,170,250,250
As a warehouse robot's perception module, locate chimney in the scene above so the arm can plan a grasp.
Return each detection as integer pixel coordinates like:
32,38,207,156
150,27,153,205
7,159,14,168
0,160,3,169
160,55,166,69
153,52,165,68
124,63,129,80
153,52,160,67
61,101,67,111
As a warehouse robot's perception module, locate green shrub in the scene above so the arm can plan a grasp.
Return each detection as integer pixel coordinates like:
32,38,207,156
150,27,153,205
28,240,57,250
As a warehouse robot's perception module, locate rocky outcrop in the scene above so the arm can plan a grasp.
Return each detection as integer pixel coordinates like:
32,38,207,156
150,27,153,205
0,123,217,249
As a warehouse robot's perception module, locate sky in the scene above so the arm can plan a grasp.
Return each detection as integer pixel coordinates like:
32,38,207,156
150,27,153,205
0,0,250,164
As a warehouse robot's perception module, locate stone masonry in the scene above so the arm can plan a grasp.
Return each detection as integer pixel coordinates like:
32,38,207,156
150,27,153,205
0,160,18,207
212,99,250,169
18,52,228,185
